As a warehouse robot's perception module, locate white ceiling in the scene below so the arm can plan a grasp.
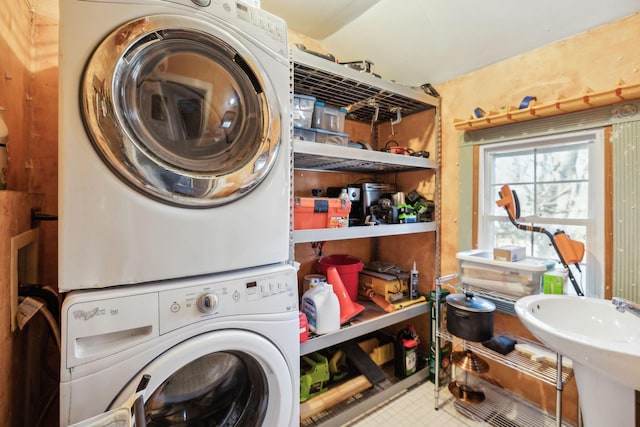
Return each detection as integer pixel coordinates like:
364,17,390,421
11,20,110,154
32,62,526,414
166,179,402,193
261,0,640,86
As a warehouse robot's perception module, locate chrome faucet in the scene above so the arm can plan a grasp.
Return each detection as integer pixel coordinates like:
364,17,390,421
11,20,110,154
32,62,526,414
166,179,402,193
612,297,640,319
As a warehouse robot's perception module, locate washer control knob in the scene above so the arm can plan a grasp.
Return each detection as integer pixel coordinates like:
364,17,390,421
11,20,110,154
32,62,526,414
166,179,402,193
197,293,219,314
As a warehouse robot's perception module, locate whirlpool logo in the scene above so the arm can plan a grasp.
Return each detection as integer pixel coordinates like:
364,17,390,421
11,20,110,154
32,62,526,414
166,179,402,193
73,307,106,321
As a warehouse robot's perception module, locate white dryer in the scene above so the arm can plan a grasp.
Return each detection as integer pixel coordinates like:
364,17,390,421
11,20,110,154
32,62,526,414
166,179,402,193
60,263,299,426
58,0,292,291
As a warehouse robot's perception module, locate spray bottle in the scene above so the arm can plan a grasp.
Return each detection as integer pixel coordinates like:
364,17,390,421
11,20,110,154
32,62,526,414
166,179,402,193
410,261,419,299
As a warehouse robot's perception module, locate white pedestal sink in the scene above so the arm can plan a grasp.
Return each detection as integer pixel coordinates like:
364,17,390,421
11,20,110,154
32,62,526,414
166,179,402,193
515,294,640,427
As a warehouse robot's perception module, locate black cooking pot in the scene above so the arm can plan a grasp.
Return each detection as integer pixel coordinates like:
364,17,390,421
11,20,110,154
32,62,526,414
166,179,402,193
446,292,496,342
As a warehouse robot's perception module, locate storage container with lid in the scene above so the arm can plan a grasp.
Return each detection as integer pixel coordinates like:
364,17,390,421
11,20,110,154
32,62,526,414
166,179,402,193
315,128,349,146
457,249,555,297
293,94,316,128
294,197,350,230
312,101,347,133
293,126,316,142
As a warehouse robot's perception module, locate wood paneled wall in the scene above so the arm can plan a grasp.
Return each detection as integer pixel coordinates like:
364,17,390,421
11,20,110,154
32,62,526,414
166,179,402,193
436,12,640,426
0,0,58,425
0,192,45,425
1,0,58,287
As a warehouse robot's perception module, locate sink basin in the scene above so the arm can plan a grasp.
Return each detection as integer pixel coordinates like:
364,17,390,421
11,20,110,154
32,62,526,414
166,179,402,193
515,294,640,427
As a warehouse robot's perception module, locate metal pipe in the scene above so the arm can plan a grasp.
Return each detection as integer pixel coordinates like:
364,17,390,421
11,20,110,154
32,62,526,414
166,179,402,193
555,353,563,427
434,276,441,410
612,297,640,319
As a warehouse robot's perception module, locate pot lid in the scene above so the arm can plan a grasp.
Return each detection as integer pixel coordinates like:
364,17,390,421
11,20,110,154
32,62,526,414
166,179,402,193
446,292,496,312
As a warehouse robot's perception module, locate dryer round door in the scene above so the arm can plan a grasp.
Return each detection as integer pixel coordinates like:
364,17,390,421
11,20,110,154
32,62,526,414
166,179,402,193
112,329,295,426
81,14,283,208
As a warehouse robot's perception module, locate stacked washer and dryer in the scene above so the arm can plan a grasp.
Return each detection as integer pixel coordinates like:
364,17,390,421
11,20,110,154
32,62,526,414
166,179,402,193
57,0,298,425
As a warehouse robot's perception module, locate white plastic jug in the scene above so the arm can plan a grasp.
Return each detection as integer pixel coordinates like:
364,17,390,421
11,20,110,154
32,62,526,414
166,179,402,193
301,282,340,335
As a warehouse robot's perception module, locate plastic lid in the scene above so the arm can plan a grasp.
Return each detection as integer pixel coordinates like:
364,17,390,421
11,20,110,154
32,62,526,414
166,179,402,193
314,128,349,137
293,125,315,131
294,93,316,100
446,292,496,312
457,249,555,272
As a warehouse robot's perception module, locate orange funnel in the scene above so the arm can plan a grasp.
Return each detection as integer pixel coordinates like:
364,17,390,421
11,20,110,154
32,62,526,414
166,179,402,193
326,266,365,324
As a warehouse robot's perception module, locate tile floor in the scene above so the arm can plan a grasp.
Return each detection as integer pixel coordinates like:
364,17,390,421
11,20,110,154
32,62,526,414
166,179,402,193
343,381,488,427
343,379,571,427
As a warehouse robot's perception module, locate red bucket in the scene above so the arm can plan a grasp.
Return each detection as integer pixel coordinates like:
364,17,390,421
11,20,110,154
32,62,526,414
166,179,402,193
317,255,364,302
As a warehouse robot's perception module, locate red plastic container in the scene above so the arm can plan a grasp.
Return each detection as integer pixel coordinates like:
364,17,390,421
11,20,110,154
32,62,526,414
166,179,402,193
317,255,364,302
299,312,309,343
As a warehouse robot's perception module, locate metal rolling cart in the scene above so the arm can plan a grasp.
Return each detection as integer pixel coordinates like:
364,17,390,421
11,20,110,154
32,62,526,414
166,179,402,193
434,274,575,427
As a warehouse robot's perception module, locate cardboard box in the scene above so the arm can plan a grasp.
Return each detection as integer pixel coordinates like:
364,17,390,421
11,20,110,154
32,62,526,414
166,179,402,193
429,290,451,385
543,270,566,294
294,197,350,230
358,337,394,366
494,245,526,262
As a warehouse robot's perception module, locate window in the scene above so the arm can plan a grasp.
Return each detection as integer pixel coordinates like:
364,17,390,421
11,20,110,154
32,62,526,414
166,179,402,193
478,129,605,297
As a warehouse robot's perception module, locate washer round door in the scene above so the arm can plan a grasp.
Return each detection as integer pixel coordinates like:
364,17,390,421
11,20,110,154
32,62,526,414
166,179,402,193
112,330,295,426
81,14,283,208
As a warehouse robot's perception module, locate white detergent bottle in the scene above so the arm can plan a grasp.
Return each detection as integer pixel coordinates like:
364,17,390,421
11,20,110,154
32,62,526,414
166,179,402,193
301,282,340,335
300,283,322,333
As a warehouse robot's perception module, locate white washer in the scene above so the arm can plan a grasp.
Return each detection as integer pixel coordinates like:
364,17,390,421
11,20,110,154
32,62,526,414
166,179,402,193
58,0,291,291
60,263,299,426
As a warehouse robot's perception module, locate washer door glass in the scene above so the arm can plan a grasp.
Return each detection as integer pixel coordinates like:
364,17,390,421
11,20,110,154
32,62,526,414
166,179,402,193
82,15,282,208
145,351,267,426
111,329,294,427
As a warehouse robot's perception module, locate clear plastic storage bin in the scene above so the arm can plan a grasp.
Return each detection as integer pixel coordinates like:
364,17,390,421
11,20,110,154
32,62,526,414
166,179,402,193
456,250,555,297
312,101,347,133
293,126,317,142
293,94,316,128
315,128,349,146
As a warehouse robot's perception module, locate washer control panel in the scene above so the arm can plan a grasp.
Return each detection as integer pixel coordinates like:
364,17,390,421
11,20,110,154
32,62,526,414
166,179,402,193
158,265,297,335
62,264,297,369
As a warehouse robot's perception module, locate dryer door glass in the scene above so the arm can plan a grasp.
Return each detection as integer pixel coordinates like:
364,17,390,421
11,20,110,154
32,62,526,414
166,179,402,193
144,351,267,426
81,16,282,208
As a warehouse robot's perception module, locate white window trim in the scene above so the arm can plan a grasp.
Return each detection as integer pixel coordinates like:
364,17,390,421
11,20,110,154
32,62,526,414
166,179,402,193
477,129,605,297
